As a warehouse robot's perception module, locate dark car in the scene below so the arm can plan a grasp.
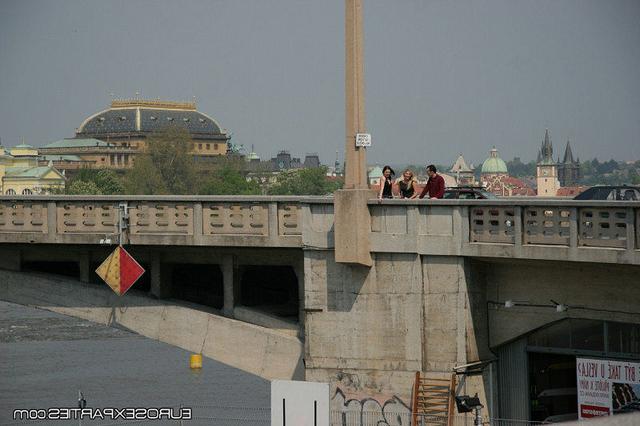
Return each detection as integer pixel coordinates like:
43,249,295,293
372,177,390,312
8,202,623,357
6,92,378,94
443,187,497,199
573,185,640,201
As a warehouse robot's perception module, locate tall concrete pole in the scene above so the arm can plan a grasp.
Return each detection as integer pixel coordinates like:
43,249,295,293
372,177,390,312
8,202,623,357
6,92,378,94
334,0,372,266
344,0,367,189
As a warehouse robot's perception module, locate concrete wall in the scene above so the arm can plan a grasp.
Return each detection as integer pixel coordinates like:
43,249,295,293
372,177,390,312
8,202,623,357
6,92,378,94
303,249,640,417
304,251,423,401
484,259,640,347
0,269,303,381
303,251,492,407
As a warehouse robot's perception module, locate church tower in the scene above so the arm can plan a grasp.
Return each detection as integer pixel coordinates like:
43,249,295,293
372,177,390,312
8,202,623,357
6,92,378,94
536,129,560,196
558,140,581,186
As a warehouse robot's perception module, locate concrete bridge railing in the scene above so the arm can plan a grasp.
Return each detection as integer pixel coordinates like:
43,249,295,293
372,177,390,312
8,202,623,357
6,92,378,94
0,195,332,247
0,196,638,265
368,199,640,265
305,198,640,265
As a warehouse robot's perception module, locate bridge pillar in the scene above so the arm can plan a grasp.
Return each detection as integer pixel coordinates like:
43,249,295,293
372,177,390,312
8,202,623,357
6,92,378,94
334,190,374,266
292,258,305,333
422,256,492,414
222,254,234,317
150,255,172,299
78,253,91,283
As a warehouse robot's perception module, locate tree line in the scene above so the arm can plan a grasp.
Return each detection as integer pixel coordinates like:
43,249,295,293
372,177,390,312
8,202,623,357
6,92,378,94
59,127,343,196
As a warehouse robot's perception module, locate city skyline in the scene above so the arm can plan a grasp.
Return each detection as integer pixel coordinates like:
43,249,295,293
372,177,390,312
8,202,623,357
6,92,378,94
1,0,639,165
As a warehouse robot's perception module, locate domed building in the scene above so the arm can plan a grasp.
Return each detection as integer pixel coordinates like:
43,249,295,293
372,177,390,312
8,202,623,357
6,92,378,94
481,147,508,176
39,99,230,172
481,147,535,196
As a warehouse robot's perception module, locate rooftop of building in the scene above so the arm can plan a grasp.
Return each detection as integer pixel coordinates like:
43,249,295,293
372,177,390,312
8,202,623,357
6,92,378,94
75,99,227,138
5,166,62,179
450,154,474,173
42,138,110,149
556,186,589,197
110,99,197,110
39,154,84,162
14,143,35,149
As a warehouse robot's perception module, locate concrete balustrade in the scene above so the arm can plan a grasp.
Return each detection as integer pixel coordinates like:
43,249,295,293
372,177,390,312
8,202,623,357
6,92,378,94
0,196,638,265
368,199,640,265
369,198,640,264
0,195,329,247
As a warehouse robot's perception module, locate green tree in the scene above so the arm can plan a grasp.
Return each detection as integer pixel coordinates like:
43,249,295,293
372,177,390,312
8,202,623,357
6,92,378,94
125,127,197,194
267,167,342,195
506,157,536,177
67,180,102,195
73,168,98,183
125,158,167,194
60,168,124,195
199,163,261,195
94,169,124,194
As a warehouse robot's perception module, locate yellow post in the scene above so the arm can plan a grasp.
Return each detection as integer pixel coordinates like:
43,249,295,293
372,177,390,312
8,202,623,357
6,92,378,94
190,353,202,369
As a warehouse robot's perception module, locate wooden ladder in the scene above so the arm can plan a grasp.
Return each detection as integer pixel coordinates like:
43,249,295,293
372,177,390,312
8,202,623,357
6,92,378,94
411,372,456,426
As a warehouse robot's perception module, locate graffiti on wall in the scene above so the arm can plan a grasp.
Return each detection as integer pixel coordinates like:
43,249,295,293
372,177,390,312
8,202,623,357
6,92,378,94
331,387,412,426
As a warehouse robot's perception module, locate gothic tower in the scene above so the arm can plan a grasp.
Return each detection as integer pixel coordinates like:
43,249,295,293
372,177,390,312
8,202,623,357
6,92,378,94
558,140,581,186
536,129,560,196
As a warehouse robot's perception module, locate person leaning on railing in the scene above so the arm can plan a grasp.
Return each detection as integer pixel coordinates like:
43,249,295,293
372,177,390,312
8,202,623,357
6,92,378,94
377,165,395,200
398,169,418,199
418,165,445,199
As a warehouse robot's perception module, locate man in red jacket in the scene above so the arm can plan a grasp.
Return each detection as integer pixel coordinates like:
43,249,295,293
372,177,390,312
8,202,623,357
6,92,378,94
419,165,445,199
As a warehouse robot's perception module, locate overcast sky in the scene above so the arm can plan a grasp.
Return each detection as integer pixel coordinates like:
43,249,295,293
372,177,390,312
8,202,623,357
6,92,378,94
1,0,638,167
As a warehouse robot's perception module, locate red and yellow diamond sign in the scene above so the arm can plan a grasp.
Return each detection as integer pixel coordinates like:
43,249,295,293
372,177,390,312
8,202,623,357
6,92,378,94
96,246,145,296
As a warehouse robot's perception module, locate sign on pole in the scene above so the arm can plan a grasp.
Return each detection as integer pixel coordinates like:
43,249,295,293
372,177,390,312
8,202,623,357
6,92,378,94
576,357,640,420
95,246,145,296
355,133,371,147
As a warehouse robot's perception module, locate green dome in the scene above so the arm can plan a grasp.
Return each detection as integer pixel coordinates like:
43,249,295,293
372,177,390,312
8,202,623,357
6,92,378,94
481,147,508,174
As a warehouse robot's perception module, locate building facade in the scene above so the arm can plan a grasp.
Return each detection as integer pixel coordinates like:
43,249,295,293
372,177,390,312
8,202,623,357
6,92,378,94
38,99,230,172
0,143,65,194
450,154,475,186
481,147,535,196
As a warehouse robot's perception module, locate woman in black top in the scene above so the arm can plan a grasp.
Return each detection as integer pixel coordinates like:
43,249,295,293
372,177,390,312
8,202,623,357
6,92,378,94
398,169,417,199
377,165,395,199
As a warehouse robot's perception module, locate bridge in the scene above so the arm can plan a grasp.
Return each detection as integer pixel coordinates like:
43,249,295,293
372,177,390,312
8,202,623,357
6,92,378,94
1,195,639,421
1,195,637,260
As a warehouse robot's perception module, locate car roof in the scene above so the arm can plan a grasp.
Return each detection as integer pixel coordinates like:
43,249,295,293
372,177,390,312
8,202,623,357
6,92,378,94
587,185,639,189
